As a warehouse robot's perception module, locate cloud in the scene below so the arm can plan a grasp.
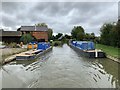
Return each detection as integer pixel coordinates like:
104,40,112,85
1,2,118,36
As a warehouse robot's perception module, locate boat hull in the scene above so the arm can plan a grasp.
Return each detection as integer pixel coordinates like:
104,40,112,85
69,44,106,58
16,46,52,60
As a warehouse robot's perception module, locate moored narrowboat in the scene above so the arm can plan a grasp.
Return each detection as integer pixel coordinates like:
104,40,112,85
69,40,106,58
16,42,52,60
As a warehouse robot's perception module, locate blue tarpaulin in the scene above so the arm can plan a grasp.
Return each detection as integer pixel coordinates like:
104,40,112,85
37,42,50,50
71,41,95,50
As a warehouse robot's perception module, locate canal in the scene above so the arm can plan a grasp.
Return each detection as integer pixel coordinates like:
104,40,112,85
1,44,120,88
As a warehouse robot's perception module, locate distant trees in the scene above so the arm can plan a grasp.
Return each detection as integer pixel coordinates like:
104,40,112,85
35,23,48,27
55,33,63,39
100,21,120,48
64,34,72,39
71,26,85,40
84,33,95,41
71,26,96,41
17,28,21,31
70,21,120,48
48,28,53,41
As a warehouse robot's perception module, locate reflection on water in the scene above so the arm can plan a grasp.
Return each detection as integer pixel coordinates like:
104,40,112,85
1,44,120,88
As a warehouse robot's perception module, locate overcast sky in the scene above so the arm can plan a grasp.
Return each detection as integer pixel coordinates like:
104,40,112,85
1,1,119,36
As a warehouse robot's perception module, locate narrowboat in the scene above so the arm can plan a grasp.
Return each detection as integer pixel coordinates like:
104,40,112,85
69,40,106,58
16,42,52,60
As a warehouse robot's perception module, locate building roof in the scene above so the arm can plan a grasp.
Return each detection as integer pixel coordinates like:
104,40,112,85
20,26,48,31
0,31,21,37
58,35,64,40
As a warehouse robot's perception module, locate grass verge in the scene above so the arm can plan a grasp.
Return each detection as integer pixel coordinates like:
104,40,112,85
51,41,63,46
95,44,120,59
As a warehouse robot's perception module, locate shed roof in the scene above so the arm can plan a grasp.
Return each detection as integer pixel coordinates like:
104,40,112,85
0,31,21,37
20,26,48,31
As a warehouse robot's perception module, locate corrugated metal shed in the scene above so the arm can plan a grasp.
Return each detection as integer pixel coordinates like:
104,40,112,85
0,31,21,37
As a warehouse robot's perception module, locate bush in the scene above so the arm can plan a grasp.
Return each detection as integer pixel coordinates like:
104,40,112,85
51,41,63,46
5,42,17,48
20,33,34,44
10,42,17,48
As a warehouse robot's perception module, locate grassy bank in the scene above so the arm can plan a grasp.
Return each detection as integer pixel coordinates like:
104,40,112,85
95,44,120,59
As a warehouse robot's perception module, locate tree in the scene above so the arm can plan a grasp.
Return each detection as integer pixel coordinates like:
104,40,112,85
116,20,120,47
99,22,120,47
84,32,95,41
84,33,90,40
109,26,117,46
109,21,120,47
71,26,85,40
52,35,56,40
35,23,48,27
17,28,21,31
20,33,34,44
77,32,84,40
90,33,95,41
64,34,71,39
48,28,53,41
100,23,114,45
55,33,63,39
94,36,100,43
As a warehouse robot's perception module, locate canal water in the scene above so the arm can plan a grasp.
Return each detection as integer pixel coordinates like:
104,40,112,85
1,44,120,88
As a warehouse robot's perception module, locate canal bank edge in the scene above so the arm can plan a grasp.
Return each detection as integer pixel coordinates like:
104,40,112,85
106,54,120,64
1,47,53,65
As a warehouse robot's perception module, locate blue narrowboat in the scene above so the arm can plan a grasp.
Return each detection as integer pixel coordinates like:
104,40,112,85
69,40,106,58
16,42,52,60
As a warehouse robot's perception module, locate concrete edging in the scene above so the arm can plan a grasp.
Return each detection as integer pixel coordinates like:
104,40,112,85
2,47,53,65
106,55,120,63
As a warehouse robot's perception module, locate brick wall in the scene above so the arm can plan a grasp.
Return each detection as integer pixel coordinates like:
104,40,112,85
32,31,48,41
